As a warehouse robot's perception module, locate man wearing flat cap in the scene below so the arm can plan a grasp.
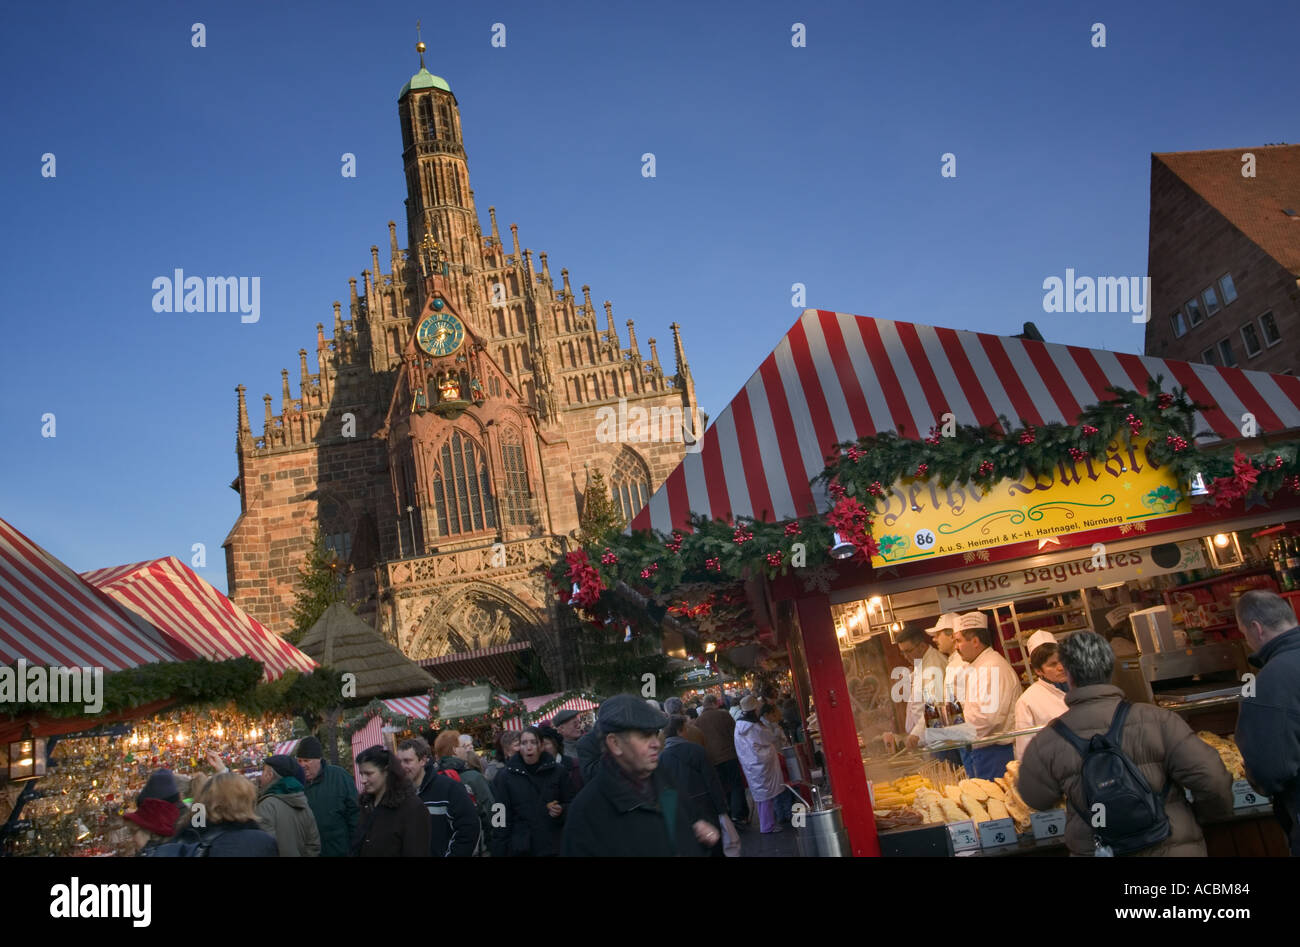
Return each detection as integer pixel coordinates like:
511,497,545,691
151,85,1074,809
561,694,720,857
551,709,584,760
296,735,358,857
256,755,321,857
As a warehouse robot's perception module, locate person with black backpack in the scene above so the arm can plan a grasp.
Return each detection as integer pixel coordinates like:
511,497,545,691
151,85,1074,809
1017,631,1233,856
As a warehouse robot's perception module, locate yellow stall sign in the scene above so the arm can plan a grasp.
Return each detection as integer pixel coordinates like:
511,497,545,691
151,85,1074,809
868,438,1189,568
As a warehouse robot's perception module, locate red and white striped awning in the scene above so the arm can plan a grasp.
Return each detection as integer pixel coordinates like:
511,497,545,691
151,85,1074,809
381,695,431,719
418,641,529,688
81,556,317,681
523,694,600,722
272,739,301,756
0,517,191,671
632,309,1300,534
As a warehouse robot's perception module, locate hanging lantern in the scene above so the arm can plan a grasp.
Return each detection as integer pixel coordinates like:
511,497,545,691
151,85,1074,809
7,732,47,781
829,532,856,559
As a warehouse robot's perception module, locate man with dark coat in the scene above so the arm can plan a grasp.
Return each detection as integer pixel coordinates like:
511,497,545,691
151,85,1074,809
561,695,720,857
659,715,729,857
552,709,584,760
490,727,575,856
296,735,359,858
577,717,605,786
396,737,480,857
694,694,749,824
1234,590,1300,856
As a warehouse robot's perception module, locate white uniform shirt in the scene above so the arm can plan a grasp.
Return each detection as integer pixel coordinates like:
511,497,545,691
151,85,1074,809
1013,678,1069,759
958,646,1022,744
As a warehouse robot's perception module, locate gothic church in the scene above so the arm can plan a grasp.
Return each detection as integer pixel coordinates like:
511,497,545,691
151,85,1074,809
223,47,700,690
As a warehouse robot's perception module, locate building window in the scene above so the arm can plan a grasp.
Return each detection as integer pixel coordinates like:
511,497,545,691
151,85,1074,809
1169,310,1188,338
1218,337,1237,367
1202,285,1221,317
1260,311,1283,347
1241,322,1262,357
430,432,497,536
1185,297,1204,326
419,99,436,140
1218,273,1237,305
500,428,533,526
1201,347,1218,366
324,532,352,562
610,448,652,523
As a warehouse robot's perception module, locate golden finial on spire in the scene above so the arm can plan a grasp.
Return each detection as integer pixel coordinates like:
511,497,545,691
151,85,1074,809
416,20,426,68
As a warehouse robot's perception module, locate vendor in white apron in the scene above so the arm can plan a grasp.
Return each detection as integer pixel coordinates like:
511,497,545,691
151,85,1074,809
1013,630,1069,759
952,612,1022,779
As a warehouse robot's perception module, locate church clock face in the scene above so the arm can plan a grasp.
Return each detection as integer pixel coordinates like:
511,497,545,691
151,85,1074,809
416,311,465,357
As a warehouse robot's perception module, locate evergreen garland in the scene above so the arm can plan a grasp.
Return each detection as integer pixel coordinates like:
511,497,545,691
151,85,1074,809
546,377,1300,647
0,659,345,720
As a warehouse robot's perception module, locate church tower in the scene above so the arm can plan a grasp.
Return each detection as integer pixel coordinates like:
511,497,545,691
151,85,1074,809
397,41,487,332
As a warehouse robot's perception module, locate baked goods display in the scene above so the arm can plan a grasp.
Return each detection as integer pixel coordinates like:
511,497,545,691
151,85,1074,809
877,759,1054,836
1196,731,1246,780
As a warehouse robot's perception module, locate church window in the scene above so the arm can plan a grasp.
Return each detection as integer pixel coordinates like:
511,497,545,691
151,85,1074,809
431,431,497,535
610,448,652,523
500,427,533,526
420,99,436,140
318,496,353,563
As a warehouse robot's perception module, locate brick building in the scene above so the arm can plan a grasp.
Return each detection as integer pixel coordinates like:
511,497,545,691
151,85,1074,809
1144,144,1300,375
222,49,702,690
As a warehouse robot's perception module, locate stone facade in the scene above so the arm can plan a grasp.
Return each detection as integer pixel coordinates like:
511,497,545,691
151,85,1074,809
222,60,701,690
1144,146,1300,375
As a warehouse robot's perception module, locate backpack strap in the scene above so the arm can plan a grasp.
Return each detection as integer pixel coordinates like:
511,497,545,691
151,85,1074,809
1105,700,1132,743
1049,717,1090,757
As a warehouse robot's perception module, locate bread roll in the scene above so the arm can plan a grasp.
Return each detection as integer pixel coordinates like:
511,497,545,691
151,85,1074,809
958,779,988,801
961,794,991,824
986,797,1010,821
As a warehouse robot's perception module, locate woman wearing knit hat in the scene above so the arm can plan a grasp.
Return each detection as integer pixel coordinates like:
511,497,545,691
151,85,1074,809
124,797,181,854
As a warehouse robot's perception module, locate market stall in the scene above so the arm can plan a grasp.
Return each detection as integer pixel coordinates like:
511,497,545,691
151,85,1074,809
554,309,1300,856
80,556,318,681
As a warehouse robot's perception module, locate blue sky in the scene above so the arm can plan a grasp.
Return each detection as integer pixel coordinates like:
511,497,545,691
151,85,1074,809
1,0,1295,595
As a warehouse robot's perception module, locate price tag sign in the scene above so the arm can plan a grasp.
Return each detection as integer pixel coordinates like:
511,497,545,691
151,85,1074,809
947,820,979,852
978,817,1017,849
1232,780,1264,810
1031,809,1066,840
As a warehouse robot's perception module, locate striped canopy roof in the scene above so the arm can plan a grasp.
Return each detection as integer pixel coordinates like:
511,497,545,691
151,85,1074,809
0,517,191,671
381,695,431,719
81,556,317,681
632,309,1300,534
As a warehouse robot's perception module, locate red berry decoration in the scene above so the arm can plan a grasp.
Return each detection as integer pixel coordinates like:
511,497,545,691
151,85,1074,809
733,526,753,544
1156,393,1175,410
665,531,684,554
915,463,929,477
846,446,862,462
868,481,885,496
765,551,783,567
784,522,802,536
977,460,994,477
1068,447,1086,461
924,426,942,446
1288,476,1300,493
1126,413,1143,435
639,563,659,580
705,557,721,572
829,481,848,502
1270,456,1285,470
1081,424,1099,436
600,549,618,565
1019,428,1036,446
1165,434,1189,453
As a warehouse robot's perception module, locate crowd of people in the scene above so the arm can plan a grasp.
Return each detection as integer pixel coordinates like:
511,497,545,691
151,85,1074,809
119,683,811,858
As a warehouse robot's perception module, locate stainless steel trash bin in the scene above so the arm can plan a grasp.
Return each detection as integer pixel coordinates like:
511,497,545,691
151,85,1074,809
794,805,850,857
